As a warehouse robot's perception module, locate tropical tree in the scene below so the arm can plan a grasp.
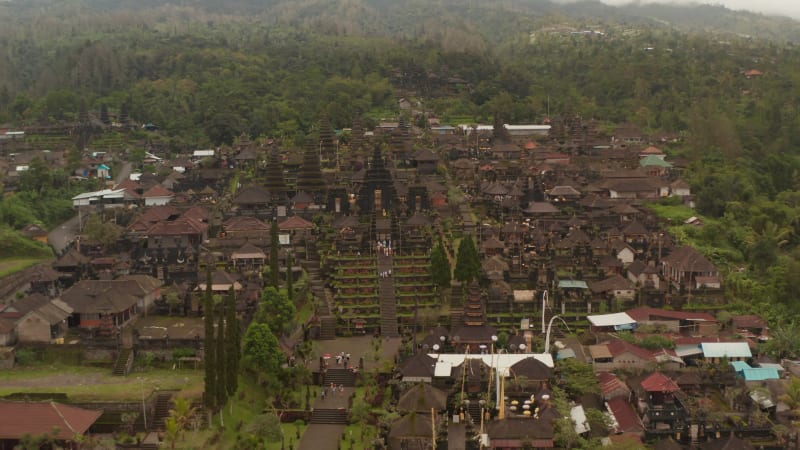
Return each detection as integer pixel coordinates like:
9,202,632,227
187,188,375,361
779,376,800,419
168,397,197,442
255,286,296,336
242,322,283,389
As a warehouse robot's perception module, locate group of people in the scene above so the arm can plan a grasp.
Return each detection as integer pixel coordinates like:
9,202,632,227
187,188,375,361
321,383,346,400
335,351,350,366
377,239,394,256
379,269,392,278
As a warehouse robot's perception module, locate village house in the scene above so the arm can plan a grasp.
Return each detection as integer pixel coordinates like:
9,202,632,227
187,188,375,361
0,294,73,344
59,276,162,334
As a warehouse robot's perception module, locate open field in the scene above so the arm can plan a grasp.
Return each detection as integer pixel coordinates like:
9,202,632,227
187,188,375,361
0,365,204,402
0,257,52,278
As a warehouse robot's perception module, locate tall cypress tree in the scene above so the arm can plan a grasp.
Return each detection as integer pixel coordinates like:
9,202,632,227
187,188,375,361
430,239,452,289
286,252,294,301
215,301,227,408
225,288,240,396
454,235,480,283
270,221,280,288
203,269,216,410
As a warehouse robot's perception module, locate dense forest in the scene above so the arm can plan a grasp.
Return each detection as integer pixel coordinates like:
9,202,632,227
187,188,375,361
2,0,800,330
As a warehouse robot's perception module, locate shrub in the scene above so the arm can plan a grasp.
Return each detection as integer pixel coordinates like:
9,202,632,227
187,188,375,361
15,349,39,366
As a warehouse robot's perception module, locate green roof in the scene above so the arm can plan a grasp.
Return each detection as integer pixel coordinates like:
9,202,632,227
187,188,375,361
558,280,588,289
640,155,673,168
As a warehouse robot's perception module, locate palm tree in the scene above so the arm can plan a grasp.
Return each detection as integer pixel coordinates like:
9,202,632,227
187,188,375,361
168,397,197,441
779,376,800,419
746,221,792,271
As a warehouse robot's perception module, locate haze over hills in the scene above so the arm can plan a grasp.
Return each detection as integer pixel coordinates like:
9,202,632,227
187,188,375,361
595,0,800,21
2,0,800,43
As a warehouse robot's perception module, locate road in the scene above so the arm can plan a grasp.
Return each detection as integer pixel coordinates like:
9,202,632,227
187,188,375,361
48,161,132,254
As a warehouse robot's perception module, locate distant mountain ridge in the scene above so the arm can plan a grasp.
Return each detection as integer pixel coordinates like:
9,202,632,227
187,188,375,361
3,0,800,44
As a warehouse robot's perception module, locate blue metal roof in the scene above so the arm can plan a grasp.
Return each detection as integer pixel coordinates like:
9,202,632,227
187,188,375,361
742,368,780,381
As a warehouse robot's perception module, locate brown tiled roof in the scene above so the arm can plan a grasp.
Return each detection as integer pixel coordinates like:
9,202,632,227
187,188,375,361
127,206,181,233
60,279,156,314
142,184,174,198
182,205,210,222
0,402,101,440
626,307,716,323
589,274,634,293
233,185,270,205
622,220,648,235
487,415,554,441
279,215,313,230
731,314,768,329
607,178,657,193
411,148,438,161
661,245,717,272
53,249,89,268
147,217,208,236
524,201,559,214
224,216,269,233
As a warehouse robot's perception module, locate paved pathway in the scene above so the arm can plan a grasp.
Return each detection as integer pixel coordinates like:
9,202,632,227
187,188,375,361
448,421,467,450
297,424,346,450
299,335,402,374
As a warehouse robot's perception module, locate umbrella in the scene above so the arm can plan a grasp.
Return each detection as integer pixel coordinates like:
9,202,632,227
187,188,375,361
323,353,332,360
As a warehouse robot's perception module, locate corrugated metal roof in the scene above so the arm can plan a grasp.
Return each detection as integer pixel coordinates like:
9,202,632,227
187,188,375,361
730,361,752,372
701,342,752,358
587,312,636,327
742,368,780,381
558,280,589,289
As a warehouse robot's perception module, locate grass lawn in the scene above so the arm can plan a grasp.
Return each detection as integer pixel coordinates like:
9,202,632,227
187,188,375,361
0,258,53,278
182,376,309,450
0,365,204,402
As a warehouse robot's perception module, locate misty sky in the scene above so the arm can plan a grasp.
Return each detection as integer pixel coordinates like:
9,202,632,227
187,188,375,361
601,0,800,20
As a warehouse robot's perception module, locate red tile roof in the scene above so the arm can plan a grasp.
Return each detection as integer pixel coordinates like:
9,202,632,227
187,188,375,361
0,402,101,440
598,372,630,399
641,371,680,393
605,339,655,362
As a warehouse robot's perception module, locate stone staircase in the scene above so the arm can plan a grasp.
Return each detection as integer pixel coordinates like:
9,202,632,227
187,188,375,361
377,253,399,338
309,408,349,424
319,317,337,340
378,276,399,338
112,348,134,376
152,392,174,431
466,401,482,425
304,260,336,340
323,368,356,387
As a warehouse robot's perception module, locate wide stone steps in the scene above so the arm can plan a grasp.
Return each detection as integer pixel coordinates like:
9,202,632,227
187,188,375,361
378,277,399,338
319,316,337,340
323,368,356,387
310,408,349,425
